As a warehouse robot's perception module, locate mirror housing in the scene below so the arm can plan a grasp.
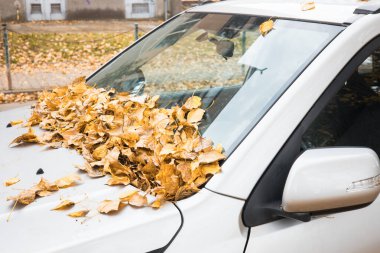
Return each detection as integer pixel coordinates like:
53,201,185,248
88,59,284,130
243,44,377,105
283,148,380,213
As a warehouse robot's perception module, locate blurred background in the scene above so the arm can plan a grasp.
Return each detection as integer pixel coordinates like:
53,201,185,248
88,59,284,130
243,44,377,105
0,0,220,99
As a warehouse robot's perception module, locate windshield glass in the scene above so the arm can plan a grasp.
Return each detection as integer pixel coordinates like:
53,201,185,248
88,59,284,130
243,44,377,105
88,13,344,156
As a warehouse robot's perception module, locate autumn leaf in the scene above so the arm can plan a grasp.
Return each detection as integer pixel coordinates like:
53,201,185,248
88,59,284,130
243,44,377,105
7,189,36,205
4,177,20,187
301,1,316,11
51,200,75,210
55,174,81,188
120,190,148,207
198,151,226,164
68,210,89,218
10,128,40,146
92,144,108,160
106,176,130,186
183,96,202,110
187,108,205,123
259,19,274,36
97,200,122,214
8,120,23,127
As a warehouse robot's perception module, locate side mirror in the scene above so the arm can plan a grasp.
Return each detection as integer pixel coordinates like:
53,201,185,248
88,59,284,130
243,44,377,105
282,148,380,213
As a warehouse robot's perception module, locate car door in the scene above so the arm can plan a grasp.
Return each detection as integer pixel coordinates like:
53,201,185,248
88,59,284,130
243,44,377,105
244,36,380,253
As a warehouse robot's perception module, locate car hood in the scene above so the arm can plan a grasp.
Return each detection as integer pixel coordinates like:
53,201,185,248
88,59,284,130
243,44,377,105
0,105,181,253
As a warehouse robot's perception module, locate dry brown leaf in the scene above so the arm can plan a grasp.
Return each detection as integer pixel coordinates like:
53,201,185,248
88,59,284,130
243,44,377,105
198,151,226,164
10,128,40,146
259,19,274,36
55,174,81,188
126,191,148,207
301,1,315,11
187,108,205,123
183,96,202,110
36,190,52,197
92,144,108,160
9,120,23,126
4,177,20,187
97,199,122,214
51,200,75,210
68,210,89,218
7,189,36,205
106,176,130,186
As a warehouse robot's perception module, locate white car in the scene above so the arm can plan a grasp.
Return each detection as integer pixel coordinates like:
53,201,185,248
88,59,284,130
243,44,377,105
2,0,380,252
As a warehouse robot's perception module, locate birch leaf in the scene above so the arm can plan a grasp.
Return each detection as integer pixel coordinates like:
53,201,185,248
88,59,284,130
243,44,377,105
98,200,122,214
259,19,274,36
51,200,75,210
68,210,89,218
4,177,20,187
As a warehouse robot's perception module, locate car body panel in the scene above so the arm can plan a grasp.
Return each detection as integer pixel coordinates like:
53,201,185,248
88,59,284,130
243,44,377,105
167,190,248,253
247,198,380,253
0,107,181,253
189,0,362,24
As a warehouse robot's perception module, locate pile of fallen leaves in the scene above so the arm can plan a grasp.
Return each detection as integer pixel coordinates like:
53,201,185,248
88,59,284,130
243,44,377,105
8,77,225,213
0,92,38,104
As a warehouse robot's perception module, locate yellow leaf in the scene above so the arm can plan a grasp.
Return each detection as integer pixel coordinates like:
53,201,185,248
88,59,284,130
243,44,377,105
183,96,202,110
127,192,147,207
9,120,23,126
106,176,130,186
51,200,75,210
4,177,20,187
259,19,274,36
68,210,89,218
301,1,315,11
97,199,122,214
198,150,226,164
92,144,108,160
187,108,205,123
55,174,81,188
10,128,40,146
7,189,36,205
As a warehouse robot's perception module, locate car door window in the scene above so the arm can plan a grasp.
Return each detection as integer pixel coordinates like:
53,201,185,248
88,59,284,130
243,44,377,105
302,47,380,155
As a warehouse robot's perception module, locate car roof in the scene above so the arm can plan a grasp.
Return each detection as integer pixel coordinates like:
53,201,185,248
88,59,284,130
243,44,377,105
188,0,380,25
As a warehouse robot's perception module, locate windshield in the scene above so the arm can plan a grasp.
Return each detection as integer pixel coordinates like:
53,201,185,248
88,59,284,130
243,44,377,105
88,13,344,156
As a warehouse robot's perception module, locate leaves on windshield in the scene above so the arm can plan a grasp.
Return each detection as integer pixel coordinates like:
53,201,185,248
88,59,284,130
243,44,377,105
259,19,274,37
301,1,316,11
6,77,225,217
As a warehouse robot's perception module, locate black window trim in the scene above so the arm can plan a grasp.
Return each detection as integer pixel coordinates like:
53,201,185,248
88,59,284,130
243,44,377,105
242,35,380,227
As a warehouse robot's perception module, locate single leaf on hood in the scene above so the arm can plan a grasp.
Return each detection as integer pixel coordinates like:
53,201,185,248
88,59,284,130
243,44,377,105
8,120,23,126
200,162,221,175
10,128,40,146
7,189,36,205
55,174,81,188
36,177,59,192
4,177,20,187
150,195,165,209
68,210,89,218
51,200,75,210
97,200,122,214
106,176,130,186
301,1,315,11
198,150,226,164
76,162,105,178
126,191,147,207
259,19,274,36
119,190,138,202
183,96,202,110
187,108,205,123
